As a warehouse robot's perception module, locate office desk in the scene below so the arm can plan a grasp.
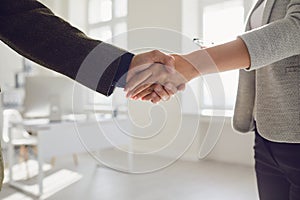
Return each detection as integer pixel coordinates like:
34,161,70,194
8,116,131,197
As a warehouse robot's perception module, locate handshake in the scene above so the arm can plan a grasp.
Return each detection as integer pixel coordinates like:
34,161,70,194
124,50,201,104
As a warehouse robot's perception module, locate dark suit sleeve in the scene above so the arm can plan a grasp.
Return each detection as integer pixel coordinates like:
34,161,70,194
0,0,133,96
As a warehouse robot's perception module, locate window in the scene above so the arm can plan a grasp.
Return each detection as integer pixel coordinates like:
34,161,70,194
87,0,128,105
87,0,128,43
200,0,245,114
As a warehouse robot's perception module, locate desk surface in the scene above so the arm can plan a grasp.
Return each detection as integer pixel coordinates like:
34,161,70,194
10,115,130,159
13,114,127,130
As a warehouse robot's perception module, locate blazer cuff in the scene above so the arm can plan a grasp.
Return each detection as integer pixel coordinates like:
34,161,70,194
238,32,263,71
76,42,130,97
113,52,135,88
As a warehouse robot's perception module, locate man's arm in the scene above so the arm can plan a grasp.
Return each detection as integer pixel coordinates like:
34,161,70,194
0,0,132,96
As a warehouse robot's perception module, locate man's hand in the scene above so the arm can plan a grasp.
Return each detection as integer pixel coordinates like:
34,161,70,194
131,83,186,103
126,50,175,83
125,50,177,101
126,54,199,102
126,62,187,99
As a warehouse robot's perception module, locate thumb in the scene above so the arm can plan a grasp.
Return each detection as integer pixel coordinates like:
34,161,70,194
165,64,175,73
165,55,176,73
151,50,175,73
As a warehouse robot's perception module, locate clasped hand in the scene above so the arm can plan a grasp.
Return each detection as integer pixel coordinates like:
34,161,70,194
124,50,198,103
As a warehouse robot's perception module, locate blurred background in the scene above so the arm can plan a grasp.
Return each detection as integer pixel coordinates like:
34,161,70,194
0,0,259,199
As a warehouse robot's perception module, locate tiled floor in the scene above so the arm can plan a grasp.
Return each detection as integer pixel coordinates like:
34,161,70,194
0,152,258,200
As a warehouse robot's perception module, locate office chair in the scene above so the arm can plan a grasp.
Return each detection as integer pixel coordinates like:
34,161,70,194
2,109,38,179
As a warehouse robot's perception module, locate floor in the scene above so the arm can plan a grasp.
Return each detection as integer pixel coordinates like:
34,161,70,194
0,152,259,200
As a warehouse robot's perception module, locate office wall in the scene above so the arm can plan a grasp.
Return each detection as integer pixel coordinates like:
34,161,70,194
0,44,22,88
128,0,182,31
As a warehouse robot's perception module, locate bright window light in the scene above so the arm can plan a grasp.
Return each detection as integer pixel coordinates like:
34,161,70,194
88,0,128,105
88,0,112,24
202,0,244,110
89,26,112,41
114,0,128,18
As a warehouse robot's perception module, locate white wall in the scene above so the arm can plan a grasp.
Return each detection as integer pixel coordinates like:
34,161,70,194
0,44,22,88
128,0,182,31
192,117,255,166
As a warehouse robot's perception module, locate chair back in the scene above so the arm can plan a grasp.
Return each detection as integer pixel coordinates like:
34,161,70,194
2,109,28,143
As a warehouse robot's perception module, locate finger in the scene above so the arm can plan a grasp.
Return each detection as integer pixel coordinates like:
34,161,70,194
154,51,176,74
128,51,174,76
128,83,152,98
165,65,175,74
162,82,176,96
142,92,159,101
154,84,170,101
125,69,153,93
164,83,178,94
177,84,186,91
151,95,162,104
127,67,161,96
140,94,162,103
142,92,162,104
131,85,154,100
126,62,151,82
151,50,175,67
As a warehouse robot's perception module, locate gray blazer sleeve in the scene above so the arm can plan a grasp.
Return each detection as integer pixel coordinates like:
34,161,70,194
239,0,300,70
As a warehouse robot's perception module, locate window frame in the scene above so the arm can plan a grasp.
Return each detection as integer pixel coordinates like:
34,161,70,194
197,0,250,116
86,0,128,106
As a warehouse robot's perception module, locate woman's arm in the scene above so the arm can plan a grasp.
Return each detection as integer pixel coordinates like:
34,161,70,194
179,0,300,74
238,0,300,70
127,0,300,100
183,38,250,75
127,38,250,98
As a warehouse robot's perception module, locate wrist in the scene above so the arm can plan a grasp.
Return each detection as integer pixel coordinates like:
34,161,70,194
172,54,200,81
114,53,134,87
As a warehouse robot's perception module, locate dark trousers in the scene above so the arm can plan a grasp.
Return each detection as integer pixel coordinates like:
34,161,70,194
254,129,300,200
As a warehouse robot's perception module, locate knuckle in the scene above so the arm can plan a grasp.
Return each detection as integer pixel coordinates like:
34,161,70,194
151,93,157,98
151,50,163,60
154,84,161,91
152,50,160,55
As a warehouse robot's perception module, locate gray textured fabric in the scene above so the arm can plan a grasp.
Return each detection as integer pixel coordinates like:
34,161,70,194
233,0,300,142
0,94,3,190
0,150,3,190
